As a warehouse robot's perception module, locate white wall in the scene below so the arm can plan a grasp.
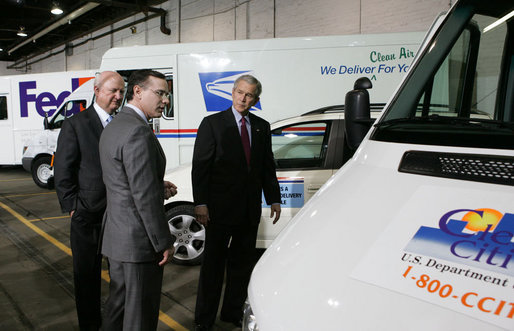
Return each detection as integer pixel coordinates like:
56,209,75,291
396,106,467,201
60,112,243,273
0,0,452,74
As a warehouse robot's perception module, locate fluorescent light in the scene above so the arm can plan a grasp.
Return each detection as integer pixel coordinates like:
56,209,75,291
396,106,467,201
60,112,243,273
483,10,514,33
51,7,64,15
17,27,27,37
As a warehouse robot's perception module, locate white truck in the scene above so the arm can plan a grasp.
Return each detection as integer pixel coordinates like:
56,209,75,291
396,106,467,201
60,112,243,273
245,0,514,330
32,32,423,184
0,70,96,186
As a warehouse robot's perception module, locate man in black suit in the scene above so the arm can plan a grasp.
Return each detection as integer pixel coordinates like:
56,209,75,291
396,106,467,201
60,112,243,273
54,71,125,330
192,74,281,330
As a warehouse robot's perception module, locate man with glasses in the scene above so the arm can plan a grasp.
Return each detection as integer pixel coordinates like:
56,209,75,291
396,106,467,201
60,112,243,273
99,70,177,330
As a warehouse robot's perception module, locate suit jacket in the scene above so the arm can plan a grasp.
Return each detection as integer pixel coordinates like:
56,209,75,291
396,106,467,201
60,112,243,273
192,108,281,225
99,106,173,262
55,105,106,215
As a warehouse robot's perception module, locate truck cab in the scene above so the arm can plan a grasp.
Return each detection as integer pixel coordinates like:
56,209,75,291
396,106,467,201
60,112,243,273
246,0,514,330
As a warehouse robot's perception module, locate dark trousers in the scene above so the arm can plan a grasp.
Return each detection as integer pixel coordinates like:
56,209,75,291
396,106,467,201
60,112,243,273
70,209,103,331
103,258,164,331
195,222,259,327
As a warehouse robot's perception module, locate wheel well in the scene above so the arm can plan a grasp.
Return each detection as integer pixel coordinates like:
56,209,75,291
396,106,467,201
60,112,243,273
33,154,52,167
164,201,194,211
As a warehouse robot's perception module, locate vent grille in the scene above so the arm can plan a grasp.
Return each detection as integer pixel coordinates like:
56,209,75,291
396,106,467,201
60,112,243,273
398,151,514,186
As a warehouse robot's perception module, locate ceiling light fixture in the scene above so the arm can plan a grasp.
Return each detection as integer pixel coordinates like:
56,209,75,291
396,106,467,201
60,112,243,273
51,7,64,15
51,2,63,15
17,27,27,37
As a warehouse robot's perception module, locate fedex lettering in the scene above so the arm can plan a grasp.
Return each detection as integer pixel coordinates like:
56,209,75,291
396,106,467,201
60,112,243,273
19,77,84,118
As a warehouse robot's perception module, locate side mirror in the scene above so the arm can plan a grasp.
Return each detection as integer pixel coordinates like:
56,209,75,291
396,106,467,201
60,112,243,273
44,113,50,130
344,77,373,152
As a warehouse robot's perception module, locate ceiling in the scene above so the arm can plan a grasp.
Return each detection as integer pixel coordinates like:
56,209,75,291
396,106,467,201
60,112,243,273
0,0,168,64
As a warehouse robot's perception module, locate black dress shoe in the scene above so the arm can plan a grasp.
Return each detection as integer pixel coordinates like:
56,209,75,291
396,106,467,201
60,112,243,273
220,316,242,328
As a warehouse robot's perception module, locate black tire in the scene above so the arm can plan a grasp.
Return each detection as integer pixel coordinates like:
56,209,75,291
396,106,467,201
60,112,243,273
31,156,53,188
166,204,205,265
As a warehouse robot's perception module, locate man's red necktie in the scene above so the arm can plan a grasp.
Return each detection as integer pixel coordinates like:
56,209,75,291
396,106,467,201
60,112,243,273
240,117,251,166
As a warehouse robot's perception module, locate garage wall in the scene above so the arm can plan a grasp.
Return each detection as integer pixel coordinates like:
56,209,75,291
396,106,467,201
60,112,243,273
0,0,452,74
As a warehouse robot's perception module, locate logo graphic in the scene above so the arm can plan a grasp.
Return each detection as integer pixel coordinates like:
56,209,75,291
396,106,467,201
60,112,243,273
405,209,514,276
198,71,262,112
19,76,93,117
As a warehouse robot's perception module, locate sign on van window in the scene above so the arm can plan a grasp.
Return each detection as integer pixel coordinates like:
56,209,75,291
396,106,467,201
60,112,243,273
351,187,514,330
262,177,304,208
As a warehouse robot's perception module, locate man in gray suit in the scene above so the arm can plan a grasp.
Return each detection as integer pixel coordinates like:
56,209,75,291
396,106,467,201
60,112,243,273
99,70,177,330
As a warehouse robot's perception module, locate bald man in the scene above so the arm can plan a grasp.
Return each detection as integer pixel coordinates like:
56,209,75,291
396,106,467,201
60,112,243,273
55,71,125,330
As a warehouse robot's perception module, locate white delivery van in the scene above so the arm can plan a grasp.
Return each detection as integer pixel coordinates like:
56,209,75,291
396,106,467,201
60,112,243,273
0,70,97,186
246,0,514,330
29,33,422,187
98,32,423,170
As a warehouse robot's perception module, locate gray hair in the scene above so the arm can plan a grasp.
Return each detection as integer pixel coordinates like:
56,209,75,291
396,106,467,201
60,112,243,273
233,74,262,98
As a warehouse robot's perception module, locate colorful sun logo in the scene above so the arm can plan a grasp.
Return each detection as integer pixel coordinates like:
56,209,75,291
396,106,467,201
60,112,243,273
462,208,503,232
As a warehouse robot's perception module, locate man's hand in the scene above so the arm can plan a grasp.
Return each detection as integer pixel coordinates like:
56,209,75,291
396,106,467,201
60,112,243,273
158,246,175,266
195,205,210,226
164,181,178,200
270,203,281,224
70,210,75,218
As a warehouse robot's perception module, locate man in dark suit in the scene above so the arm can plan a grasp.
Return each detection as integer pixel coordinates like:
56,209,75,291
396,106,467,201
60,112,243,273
193,74,281,330
54,71,125,330
99,70,177,330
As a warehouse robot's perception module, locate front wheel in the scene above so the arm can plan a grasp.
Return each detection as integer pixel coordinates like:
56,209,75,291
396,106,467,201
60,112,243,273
31,156,53,188
166,204,205,265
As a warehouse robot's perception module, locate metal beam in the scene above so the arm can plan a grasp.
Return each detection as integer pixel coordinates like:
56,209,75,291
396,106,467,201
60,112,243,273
7,2,100,55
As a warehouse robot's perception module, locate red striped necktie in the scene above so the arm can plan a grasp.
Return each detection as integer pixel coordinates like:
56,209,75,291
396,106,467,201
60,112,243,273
240,117,251,165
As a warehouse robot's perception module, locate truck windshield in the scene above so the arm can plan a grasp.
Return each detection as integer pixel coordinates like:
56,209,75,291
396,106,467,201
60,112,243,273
373,1,514,149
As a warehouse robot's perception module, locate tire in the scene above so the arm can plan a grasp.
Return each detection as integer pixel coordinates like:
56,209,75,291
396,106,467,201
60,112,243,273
166,204,205,265
31,156,53,188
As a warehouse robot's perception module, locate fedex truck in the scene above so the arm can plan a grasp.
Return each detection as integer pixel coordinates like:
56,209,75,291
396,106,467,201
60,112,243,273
245,0,514,330
33,32,423,188
0,70,96,183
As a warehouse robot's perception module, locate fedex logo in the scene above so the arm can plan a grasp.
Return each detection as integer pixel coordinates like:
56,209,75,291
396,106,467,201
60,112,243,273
198,71,262,112
19,76,93,118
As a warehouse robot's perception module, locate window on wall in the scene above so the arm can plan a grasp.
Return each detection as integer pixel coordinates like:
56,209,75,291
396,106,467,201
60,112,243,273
271,122,330,169
0,96,7,120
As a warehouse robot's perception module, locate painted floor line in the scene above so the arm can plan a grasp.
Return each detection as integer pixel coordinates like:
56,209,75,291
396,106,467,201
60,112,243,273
0,200,188,331
27,215,70,222
4,192,56,198
0,178,32,182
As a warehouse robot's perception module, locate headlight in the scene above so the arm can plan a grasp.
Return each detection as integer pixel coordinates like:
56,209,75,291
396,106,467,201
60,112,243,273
243,299,259,331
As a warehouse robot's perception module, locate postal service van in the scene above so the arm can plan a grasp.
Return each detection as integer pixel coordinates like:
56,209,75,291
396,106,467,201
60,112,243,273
37,32,423,182
245,0,514,330
0,70,96,185
41,33,424,255
95,33,424,264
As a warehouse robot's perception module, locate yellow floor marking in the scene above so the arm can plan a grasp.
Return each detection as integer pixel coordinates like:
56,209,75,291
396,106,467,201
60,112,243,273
0,200,188,331
27,215,70,222
4,192,56,198
0,178,32,182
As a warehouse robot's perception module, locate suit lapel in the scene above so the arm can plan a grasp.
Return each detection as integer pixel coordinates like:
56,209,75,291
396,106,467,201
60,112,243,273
85,106,104,139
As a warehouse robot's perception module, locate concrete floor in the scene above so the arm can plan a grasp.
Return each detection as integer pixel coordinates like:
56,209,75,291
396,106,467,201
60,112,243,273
0,166,244,331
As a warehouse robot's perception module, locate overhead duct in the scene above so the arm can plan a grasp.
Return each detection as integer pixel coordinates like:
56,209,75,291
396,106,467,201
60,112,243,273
8,2,100,55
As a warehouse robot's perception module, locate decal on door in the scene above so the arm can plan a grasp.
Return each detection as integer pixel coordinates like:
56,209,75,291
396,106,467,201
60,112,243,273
198,71,262,112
